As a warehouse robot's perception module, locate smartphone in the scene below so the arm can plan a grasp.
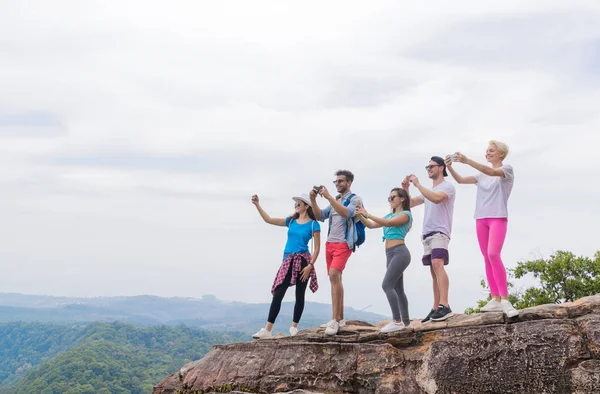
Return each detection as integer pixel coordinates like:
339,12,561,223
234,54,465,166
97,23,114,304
449,153,457,162
313,185,323,192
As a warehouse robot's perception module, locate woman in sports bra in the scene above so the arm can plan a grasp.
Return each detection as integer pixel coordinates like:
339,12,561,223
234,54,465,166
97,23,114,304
356,188,412,333
250,193,321,339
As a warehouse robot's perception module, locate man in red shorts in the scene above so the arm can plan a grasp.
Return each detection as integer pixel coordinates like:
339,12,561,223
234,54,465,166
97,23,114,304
310,169,362,335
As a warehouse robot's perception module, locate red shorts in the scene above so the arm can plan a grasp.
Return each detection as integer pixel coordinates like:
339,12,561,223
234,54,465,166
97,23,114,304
325,242,352,273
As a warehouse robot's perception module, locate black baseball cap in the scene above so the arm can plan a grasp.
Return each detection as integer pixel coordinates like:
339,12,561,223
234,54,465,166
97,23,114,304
431,156,448,177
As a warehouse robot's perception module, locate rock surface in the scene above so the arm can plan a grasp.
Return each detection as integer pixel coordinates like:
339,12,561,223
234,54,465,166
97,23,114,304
154,295,600,394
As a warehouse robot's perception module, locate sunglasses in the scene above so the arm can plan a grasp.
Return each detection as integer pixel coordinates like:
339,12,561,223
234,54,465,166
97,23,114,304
388,195,399,202
294,201,303,207
333,179,346,184
425,164,440,170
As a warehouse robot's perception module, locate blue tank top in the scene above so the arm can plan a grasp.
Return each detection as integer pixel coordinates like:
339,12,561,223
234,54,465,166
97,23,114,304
382,211,412,241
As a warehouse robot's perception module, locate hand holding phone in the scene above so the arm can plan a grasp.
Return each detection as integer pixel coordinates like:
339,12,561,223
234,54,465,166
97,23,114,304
313,185,323,192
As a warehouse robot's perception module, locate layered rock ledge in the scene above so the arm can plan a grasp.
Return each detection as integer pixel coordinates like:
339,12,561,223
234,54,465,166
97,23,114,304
154,295,600,394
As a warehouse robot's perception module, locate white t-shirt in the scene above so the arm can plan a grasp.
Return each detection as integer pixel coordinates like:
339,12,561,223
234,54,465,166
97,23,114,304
474,164,514,219
417,181,456,238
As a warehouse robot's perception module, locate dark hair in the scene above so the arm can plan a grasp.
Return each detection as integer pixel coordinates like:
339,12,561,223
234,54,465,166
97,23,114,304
390,187,412,232
335,169,354,183
430,156,448,177
290,202,316,221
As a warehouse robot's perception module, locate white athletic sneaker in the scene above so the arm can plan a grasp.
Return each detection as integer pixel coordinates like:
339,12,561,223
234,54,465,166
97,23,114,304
252,328,272,339
480,299,503,313
289,326,298,336
501,300,519,318
380,321,408,333
320,319,345,328
324,320,339,336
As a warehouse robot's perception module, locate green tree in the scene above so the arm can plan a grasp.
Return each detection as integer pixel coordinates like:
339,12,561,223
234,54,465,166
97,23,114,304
465,250,600,313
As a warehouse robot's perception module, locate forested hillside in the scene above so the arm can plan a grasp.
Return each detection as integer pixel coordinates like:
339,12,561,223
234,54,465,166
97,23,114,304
1,322,246,394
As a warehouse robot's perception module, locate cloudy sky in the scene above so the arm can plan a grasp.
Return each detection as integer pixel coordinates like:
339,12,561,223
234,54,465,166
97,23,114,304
1,0,599,320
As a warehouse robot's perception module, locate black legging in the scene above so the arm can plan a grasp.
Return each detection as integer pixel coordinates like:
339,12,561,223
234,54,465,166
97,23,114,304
267,257,309,324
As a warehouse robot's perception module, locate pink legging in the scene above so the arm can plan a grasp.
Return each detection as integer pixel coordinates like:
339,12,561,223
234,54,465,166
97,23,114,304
476,218,508,297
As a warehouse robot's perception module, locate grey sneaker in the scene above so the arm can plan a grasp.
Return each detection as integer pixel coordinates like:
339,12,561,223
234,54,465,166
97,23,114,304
421,309,436,324
431,305,454,322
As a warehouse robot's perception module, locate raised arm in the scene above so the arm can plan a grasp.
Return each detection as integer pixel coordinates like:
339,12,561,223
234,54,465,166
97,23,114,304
320,186,351,218
362,210,410,228
251,195,287,226
409,175,448,204
309,189,323,220
402,176,424,208
455,152,505,178
445,155,477,184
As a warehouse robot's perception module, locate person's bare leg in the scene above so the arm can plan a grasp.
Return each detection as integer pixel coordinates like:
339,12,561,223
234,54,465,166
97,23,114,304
431,259,449,306
329,268,343,321
430,266,440,309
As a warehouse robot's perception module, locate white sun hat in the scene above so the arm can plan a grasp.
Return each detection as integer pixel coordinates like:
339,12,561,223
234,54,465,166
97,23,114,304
292,193,312,207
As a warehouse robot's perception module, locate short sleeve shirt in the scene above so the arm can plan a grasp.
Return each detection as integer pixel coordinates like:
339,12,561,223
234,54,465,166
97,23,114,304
283,218,321,259
474,164,514,219
418,181,456,237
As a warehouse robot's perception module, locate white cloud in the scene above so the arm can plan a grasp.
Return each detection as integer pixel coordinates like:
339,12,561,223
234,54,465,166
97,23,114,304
1,1,599,320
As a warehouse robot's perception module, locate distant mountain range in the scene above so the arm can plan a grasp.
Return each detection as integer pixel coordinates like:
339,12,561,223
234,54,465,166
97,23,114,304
0,293,386,334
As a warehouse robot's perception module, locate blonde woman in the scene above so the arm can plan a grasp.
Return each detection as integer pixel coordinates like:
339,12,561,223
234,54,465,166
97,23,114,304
445,141,518,317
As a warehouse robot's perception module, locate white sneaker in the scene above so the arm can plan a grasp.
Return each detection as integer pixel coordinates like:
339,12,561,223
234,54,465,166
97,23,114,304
324,320,339,336
501,299,519,318
289,326,298,336
480,299,503,313
320,319,345,328
252,328,272,339
380,321,407,333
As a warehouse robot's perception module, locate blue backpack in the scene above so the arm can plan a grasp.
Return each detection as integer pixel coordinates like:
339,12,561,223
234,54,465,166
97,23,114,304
327,193,366,251
345,194,366,250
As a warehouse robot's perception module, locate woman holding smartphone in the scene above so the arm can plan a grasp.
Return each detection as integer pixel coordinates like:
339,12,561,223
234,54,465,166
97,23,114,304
251,193,321,339
356,188,412,333
445,140,518,317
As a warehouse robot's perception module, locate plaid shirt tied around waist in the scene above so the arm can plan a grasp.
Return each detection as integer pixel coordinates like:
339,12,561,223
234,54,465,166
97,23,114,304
271,252,319,295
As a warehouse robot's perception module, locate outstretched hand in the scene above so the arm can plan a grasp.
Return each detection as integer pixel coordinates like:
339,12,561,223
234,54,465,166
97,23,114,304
408,174,420,186
251,195,259,205
356,205,368,217
454,152,468,163
319,186,332,200
444,154,453,167
401,176,410,190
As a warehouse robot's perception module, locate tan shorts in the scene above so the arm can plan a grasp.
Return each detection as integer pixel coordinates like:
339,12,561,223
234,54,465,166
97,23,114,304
421,232,450,266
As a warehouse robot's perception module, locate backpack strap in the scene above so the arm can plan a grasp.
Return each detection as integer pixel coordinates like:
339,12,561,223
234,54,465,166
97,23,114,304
343,193,356,242
310,220,314,255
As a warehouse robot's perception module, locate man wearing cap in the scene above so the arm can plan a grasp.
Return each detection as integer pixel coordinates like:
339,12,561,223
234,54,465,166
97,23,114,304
310,169,361,336
402,156,456,322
